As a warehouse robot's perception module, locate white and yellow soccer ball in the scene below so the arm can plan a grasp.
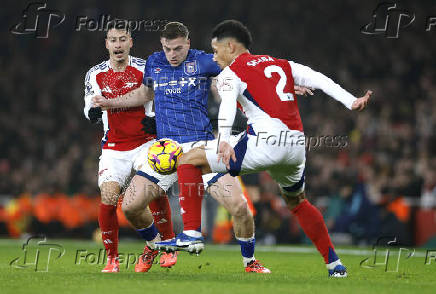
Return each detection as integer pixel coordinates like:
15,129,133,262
147,139,183,175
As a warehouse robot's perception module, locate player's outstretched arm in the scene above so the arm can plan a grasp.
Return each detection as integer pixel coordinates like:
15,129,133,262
289,61,372,110
92,84,154,109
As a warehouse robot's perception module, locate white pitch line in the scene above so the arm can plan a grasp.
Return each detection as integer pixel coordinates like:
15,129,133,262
209,244,429,258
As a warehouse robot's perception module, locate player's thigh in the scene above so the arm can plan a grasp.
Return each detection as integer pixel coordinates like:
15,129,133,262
122,174,164,213
206,133,290,176
100,181,121,205
267,150,306,207
98,152,134,188
207,174,250,217
132,140,155,172
136,153,178,193
98,153,134,204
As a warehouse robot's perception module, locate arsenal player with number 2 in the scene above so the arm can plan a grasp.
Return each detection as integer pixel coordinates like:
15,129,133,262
174,20,372,277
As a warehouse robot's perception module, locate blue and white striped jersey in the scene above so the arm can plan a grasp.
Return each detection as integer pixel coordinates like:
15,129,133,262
143,49,221,143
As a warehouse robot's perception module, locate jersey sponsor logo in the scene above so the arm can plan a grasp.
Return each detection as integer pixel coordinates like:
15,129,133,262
165,88,181,94
154,67,162,74
153,77,208,90
184,61,198,75
246,56,274,67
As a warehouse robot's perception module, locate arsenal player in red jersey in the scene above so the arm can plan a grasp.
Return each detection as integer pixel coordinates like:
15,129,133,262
83,23,177,273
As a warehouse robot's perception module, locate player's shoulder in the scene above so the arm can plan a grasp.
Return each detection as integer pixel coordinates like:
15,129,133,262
217,66,239,81
235,53,275,66
130,56,146,67
85,60,109,80
146,51,167,65
188,49,212,62
189,49,206,57
87,60,109,73
128,55,146,73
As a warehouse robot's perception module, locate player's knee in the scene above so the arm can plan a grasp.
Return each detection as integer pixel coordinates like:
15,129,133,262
121,198,139,219
177,148,206,167
100,182,120,206
230,199,251,218
283,192,306,210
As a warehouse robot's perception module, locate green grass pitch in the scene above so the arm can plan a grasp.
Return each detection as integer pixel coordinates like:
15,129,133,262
1,239,435,294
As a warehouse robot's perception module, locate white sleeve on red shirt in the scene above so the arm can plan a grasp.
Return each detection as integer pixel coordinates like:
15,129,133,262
83,68,102,119
289,61,357,110
216,67,245,143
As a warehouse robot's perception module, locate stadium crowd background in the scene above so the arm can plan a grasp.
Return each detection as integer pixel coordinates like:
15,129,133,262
1,0,435,246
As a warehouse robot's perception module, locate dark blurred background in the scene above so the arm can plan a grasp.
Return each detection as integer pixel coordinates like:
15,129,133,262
1,0,435,247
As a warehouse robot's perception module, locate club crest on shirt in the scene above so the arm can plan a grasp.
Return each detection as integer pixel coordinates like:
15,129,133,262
184,61,198,75
154,67,162,74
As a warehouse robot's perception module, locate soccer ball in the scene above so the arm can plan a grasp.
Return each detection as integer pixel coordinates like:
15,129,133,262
147,139,183,175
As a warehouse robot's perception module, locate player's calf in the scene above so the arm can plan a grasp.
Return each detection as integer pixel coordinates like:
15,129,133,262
284,191,347,277
98,181,121,269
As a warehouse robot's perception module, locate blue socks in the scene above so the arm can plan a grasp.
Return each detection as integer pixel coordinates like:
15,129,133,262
136,222,158,241
237,236,256,266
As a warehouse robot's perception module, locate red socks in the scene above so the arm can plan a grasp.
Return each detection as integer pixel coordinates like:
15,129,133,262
98,203,119,258
177,164,204,231
292,199,335,264
149,195,175,240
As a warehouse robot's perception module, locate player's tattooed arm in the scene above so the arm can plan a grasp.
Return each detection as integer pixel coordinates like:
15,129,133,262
92,84,154,109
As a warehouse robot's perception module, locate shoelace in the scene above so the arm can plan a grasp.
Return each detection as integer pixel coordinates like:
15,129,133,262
248,260,264,269
142,248,157,264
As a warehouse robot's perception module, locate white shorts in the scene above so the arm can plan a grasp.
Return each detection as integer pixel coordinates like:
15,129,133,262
205,130,306,196
98,142,151,188
136,139,224,192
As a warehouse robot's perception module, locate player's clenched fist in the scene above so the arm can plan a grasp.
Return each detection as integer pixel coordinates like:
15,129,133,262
352,90,372,111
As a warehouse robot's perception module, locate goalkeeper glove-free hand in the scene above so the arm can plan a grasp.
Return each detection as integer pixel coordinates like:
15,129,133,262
88,107,103,124
141,116,157,135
